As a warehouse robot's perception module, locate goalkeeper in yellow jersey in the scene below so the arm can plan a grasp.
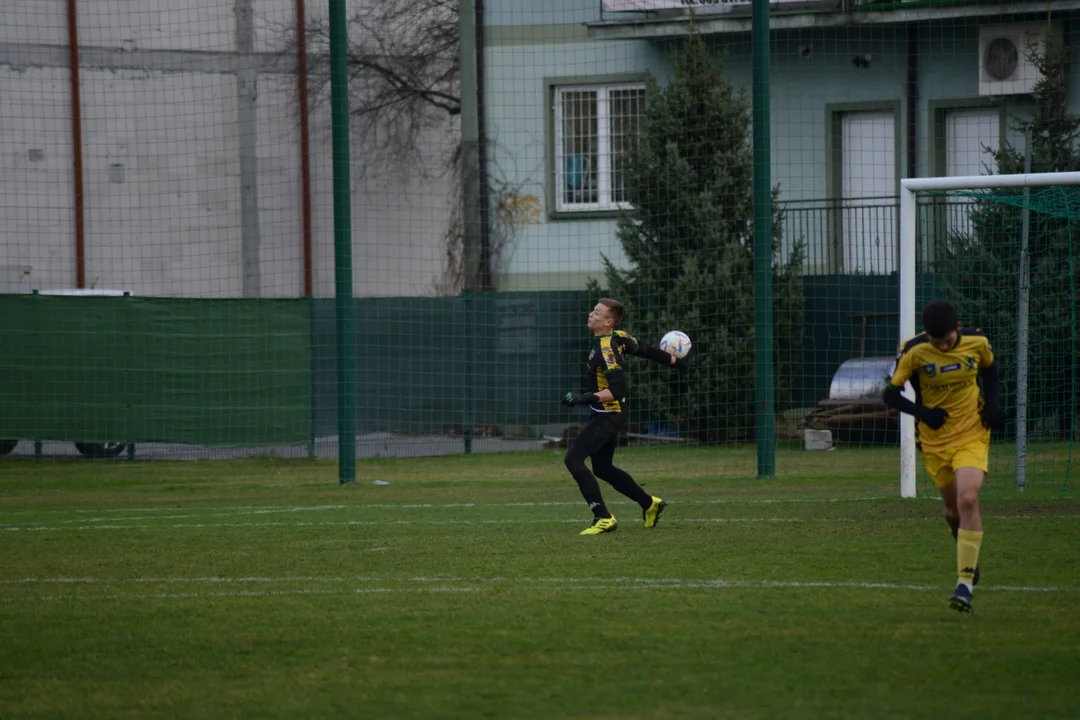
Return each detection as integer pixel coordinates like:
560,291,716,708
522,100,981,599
883,300,1006,613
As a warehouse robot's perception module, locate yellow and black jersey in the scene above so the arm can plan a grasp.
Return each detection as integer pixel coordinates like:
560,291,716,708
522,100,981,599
584,330,658,413
887,328,995,450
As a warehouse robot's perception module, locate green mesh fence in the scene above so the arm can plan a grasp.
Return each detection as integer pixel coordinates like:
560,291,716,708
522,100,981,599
913,185,1080,496
0,295,311,447
0,1,322,462
3,1,1079,491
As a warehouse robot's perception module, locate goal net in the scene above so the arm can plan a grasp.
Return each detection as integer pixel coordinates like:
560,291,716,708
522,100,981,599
899,172,1080,498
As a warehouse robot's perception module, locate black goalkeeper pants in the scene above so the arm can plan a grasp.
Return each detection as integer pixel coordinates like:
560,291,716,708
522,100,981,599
564,411,652,519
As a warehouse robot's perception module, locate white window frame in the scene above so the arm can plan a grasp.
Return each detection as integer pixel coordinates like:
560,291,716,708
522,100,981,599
839,110,897,275
943,106,1000,238
553,83,645,213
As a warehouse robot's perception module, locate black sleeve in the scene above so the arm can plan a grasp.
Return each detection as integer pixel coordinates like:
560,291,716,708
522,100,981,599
883,385,927,420
620,333,674,365
979,362,1000,406
642,343,674,365
605,368,629,401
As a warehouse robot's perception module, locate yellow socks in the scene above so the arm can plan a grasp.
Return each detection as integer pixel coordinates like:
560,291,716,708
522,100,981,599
957,529,984,588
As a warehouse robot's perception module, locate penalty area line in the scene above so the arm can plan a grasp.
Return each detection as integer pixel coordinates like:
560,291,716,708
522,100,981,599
4,575,1077,600
0,496,892,521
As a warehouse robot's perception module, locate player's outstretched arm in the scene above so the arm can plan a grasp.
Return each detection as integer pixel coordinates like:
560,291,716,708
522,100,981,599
671,346,694,370
624,337,673,365
883,384,948,430
639,341,693,370
618,332,686,369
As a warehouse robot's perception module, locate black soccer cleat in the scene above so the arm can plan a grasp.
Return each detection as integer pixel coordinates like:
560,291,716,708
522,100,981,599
948,583,973,614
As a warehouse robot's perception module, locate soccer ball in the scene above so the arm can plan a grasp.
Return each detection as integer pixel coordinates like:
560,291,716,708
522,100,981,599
660,330,692,359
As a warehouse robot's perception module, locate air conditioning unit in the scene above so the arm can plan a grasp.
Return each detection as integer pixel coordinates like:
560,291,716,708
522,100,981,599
978,23,1061,96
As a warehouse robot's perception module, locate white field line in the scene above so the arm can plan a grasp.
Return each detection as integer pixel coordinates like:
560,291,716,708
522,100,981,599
2,575,1077,601
0,497,889,528
0,517,809,531
0,496,893,519
1,514,1071,532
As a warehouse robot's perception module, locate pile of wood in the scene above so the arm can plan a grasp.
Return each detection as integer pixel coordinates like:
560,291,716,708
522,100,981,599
799,355,900,445
800,400,897,432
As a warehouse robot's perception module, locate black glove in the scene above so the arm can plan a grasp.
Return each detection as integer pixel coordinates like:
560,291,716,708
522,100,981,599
918,406,948,430
562,392,597,407
981,403,1006,431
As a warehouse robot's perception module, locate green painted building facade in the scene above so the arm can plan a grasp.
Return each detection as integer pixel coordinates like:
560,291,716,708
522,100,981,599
474,0,1080,288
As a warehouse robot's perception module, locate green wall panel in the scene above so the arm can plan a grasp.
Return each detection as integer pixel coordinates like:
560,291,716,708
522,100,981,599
310,291,591,437
794,275,941,408
0,282,945,446
0,295,311,445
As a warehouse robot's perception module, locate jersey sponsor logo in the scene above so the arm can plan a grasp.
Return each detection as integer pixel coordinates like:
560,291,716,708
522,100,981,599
941,363,961,373
602,346,618,369
923,363,936,377
965,356,977,370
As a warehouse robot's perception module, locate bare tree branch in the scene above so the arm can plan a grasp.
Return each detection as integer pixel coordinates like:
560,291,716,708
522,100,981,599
278,0,460,171
276,1,528,295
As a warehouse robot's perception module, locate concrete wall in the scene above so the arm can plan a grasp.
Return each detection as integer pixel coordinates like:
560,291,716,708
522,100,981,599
0,0,458,298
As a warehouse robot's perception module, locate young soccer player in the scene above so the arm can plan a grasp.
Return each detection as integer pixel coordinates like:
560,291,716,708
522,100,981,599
561,298,690,535
883,300,1006,612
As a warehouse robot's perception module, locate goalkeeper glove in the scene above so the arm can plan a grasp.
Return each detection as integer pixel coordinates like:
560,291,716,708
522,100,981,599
981,402,1006,431
562,392,597,407
917,406,948,430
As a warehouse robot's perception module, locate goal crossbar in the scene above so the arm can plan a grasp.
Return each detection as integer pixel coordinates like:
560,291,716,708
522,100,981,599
898,171,1080,497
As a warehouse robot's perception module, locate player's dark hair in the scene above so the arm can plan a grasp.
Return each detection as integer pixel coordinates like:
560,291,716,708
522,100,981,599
922,301,959,339
598,298,623,324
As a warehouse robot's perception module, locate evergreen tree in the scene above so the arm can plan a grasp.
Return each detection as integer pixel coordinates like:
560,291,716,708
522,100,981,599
593,31,804,442
936,31,1080,437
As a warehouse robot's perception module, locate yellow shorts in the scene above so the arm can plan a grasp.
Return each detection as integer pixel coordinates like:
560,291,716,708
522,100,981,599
922,434,990,488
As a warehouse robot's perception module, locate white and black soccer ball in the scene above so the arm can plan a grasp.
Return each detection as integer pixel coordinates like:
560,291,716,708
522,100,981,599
660,330,692,359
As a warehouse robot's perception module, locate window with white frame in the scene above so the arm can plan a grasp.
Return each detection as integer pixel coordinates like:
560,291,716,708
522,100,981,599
944,107,1000,238
554,83,645,212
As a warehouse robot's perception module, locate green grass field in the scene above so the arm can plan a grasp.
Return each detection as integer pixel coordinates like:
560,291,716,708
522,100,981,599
1,447,1078,719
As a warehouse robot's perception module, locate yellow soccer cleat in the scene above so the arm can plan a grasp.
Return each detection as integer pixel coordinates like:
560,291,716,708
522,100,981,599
580,515,618,535
643,496,667,528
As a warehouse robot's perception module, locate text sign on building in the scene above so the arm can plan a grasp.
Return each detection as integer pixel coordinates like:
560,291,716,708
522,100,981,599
603,0,824,10
603,0,745,10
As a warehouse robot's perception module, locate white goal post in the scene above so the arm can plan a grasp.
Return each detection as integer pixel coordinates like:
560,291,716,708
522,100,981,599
898,171,1080,498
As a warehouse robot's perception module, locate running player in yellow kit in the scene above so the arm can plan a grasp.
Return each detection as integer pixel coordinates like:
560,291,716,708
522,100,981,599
883,301,1005,613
